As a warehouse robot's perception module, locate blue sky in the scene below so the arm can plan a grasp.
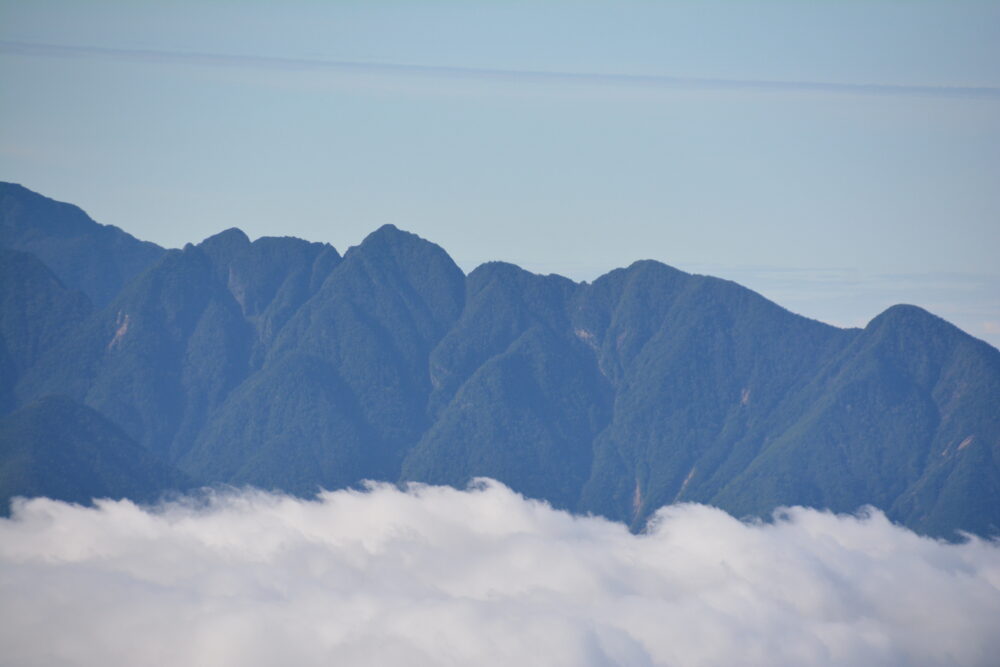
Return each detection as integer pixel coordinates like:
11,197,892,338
1,0,998,345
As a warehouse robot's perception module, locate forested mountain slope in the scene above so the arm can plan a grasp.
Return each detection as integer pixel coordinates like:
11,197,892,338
2,182,997,538
0,183,164,308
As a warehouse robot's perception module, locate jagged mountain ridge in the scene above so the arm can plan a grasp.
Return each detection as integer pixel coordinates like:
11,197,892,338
1,182,997,538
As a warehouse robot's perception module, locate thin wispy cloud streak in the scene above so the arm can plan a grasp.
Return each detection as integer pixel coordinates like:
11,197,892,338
3,40,1000,100
2,480,999,666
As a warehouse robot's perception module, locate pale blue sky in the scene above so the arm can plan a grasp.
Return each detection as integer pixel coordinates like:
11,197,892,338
1,1,998,345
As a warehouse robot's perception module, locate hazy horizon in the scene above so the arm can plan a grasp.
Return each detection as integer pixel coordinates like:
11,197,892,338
2,0,998,345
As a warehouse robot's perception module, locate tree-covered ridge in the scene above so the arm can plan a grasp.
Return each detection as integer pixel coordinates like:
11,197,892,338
0,395,191,512
0,183,165,308
1,182,997,538
0,248,92,413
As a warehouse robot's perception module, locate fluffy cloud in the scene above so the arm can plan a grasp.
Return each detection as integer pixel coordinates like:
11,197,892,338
1,480,998,667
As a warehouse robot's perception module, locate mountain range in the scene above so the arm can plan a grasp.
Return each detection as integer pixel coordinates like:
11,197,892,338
1,182,997,539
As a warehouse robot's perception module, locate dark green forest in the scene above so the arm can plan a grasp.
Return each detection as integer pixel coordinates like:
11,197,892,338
2,182,998,539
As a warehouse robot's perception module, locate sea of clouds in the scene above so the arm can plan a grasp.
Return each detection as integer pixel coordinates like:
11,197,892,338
1,479,999,667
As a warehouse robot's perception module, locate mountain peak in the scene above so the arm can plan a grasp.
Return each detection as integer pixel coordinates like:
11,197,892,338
855,303,993,376
345,224,459,272
356,223,418,249
199,227,251,249
197,227,252,272
865,303,954,336
469,261,528,279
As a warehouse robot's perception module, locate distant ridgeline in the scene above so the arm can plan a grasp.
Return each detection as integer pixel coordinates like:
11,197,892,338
1,182,998,539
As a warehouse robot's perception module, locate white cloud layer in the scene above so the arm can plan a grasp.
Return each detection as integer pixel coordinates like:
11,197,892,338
2,480,999,667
